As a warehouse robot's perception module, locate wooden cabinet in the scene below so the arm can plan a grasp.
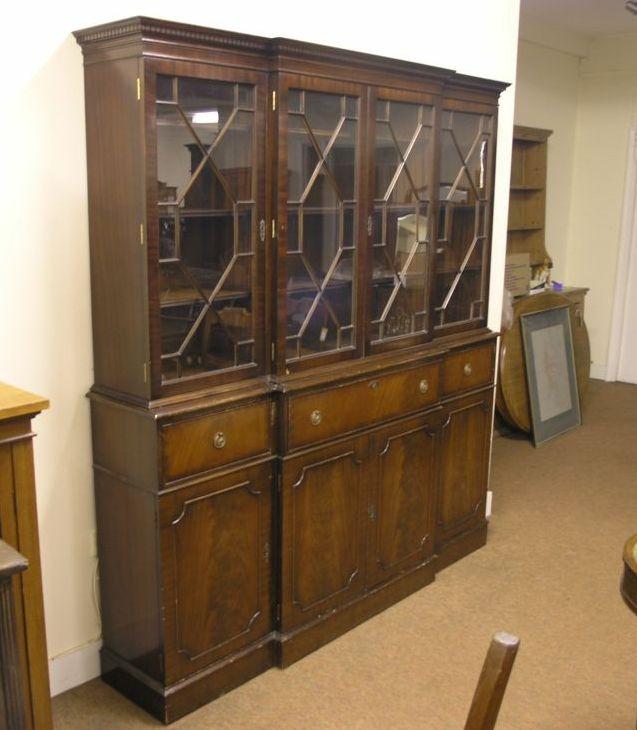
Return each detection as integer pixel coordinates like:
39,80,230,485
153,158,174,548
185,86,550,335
280,438,367,629
366,412,441,588
75,16,506,723
0,384,51,729
437,390,494,549
160,463,273,682
507,125,552,271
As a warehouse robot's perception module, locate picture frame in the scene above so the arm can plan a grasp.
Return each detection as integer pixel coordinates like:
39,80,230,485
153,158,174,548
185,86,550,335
520,304,581,446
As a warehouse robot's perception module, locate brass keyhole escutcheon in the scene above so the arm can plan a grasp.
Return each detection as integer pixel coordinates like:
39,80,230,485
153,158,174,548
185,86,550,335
463,362,473,376
310,409,322,426
419,378,429,394
213,432,227,449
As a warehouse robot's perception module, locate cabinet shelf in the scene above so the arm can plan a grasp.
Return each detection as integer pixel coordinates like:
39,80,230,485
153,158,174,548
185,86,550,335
160,288,250,307
507,224,543,232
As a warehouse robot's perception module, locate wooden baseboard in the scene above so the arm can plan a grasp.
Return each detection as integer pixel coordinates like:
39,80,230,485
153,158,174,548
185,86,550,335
277,560,436,668
435,521,488,572
101,637,276,724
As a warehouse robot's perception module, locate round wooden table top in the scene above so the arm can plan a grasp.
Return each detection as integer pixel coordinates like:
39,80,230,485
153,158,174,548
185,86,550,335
497,291,591,433
621,534,637,616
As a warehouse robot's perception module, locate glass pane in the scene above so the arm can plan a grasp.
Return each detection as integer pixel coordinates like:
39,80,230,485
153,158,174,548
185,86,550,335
433,202,488,329
156,75,258,381
370,98,433,344
439,110,492,203
285,88,359,363
435,108,492,331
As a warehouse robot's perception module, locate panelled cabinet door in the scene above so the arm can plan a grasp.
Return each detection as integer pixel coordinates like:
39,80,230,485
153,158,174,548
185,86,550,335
280,437,367,629
145,60,268,394
367,87,437,351
366,412,440,588
437,390,493,544
277,74,366,371
159,463,272,683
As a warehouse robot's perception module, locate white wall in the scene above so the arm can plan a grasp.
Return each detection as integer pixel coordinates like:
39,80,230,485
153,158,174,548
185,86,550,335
0,0,520,693
514,18,586,279
566,33,637,376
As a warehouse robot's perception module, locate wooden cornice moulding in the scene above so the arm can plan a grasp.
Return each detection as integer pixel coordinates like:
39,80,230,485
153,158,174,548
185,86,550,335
73,16,269,53
73,16,510,94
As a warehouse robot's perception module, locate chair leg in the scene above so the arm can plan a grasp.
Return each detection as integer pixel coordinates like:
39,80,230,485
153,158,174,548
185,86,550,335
464,631,520,730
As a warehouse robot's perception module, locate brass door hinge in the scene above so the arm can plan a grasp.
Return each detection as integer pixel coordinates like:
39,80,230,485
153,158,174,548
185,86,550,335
143,362,149,383
272,90,277,111
139,223,144,246
270,399,276,426
136,77,141,101
271,219,277,239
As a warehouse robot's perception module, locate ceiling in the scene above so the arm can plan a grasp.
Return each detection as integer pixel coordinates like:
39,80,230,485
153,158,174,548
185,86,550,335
522,0,637,37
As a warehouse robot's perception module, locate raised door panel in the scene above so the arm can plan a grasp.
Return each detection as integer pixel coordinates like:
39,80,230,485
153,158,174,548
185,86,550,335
280,437,367,629
437,390,493,545
145,60,268,396
160,463,272,683
277,74,366,371
366,413,440,588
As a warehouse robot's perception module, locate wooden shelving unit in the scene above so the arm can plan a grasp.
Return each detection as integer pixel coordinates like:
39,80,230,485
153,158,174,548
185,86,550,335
507,125,552,271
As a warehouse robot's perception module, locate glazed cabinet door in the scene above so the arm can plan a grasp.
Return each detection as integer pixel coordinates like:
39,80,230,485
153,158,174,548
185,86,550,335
280,437,367,630
367,87,437,351
276,74,366,371
160,462,272,683
433,101,495,334
366,411,440,588
145,60,268,394
437,390,493,545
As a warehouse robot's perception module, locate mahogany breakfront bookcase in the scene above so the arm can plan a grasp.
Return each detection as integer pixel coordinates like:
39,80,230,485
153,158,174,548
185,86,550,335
74,17,507,723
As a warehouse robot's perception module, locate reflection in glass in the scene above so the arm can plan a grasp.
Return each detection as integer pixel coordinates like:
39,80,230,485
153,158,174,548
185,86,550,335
285,89,359,362
370,98,433,343
434,110,493,329
156,75,257,380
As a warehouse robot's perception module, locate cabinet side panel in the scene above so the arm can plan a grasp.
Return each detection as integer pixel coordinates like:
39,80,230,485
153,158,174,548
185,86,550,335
84,58,148,398
95,472,161,680
90,399,157,490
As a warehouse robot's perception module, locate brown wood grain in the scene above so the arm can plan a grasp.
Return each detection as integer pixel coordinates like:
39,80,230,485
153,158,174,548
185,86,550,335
161,400,270,482
366,411,442,588
287,361,440,450
465,632,520,730
75,16,506,723
0,384,48,422
159,463,273,683
437,389,494,546
442,342,495,396
0,416,52,729
497,290,590,432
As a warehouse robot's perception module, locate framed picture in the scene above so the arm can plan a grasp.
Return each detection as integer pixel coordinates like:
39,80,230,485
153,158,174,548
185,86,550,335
520,304,581,446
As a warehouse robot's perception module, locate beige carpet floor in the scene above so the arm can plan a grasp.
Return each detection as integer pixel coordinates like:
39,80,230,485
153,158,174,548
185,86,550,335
53,381,637,729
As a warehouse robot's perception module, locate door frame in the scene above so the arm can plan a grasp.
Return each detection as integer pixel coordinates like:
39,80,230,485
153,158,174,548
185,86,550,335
607,127,637,382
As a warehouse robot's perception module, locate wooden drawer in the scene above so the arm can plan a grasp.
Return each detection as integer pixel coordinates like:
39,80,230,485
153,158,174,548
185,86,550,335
287,361,440,450
161,401,270,482
442,343,495,396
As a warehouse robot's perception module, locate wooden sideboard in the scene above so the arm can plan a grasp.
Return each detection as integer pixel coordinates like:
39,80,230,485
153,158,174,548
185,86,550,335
75,16,508,723
0,383,51,729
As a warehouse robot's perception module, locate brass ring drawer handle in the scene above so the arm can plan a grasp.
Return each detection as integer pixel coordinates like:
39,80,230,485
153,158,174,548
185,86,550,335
419,379,429,394
369,380,379,390
463,362,473,377
213,432,227,449
310,409,322,426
